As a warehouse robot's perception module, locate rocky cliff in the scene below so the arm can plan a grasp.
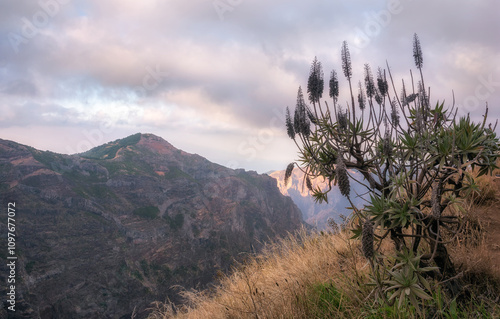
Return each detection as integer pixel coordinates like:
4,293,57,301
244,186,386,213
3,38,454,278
0,133,303,318
269,169,366,229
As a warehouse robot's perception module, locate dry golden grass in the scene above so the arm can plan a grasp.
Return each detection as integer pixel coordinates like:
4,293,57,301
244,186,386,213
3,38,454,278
148,218,500,318
467,159,500,204
148,228,374,319
148,163,500,318
443,161,500,277
468,174,498,205
448,199,491,273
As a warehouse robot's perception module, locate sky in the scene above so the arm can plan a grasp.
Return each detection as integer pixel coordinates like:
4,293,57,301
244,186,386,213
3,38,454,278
1,0,499,173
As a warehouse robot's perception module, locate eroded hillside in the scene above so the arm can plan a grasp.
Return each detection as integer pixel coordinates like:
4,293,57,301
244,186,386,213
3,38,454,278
0,133,303,318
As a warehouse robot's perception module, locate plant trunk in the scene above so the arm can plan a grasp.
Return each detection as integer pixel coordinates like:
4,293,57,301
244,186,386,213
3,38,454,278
412,224,422,253
390,227,406,251
429,220,462,296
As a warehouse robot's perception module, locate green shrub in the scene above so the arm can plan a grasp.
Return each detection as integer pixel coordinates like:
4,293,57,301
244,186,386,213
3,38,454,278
164,213,184,230
309,282,345,316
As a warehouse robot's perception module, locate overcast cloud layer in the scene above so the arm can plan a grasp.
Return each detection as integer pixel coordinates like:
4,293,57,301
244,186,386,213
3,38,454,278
1,0,499,172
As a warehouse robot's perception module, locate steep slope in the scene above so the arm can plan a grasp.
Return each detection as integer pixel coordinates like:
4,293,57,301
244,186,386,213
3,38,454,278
479,177,500,276
269,169,366,229
0,133,302,318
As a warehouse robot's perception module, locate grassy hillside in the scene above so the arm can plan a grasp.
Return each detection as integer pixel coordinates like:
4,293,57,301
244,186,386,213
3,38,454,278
148,173,500,318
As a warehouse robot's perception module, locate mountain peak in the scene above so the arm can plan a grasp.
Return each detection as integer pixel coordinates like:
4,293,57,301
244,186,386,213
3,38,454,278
0,133,303,318
136,133,178,155
80,133,180,159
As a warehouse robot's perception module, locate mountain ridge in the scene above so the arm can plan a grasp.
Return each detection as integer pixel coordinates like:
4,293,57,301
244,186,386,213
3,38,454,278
0,133,303,318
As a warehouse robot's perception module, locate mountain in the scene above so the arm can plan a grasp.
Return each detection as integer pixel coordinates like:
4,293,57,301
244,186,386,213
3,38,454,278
268,168,366,229
0,133,303,319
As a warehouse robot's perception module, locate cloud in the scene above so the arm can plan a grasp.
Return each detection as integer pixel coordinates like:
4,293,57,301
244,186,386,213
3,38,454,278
0,0,498,172
0,100,79,126
0,79,38,96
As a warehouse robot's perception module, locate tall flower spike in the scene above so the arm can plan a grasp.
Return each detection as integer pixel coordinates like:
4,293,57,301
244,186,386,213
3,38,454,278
341,41,352,79
390,98,399,127
413,33,423,69
358,81,366,111
362,218,374,260
284,163,295,186
294,87,304,132
418,81,429,122
301,112,311,137
285,107,295,139
337,108,347,131
377,67,388,96
306,107,317,125
294,87,311,136
400,81,408,106
336,154,350,197
406,93,418,105
305,176,313,192
294,103,301,133
307,57,324,105
364,64,376,98
329,70,339,101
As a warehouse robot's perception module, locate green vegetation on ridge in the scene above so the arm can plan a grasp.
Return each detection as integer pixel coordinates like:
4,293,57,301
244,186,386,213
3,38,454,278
81,133,142,160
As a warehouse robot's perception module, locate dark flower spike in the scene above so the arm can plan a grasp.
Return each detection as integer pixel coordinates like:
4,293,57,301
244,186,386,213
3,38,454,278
362,218,374,259
305,176,313,192
296,86,306,109
400,81,408,106
337,108,348,131
364,64,376,98
391,98,399,127
377,67,388,96
285,106,295,139
413,33,423,69
341,41,352,79
406,93,418,104
329,70,339,100
358,81,366,111
284,162,295,185
306,107,318,125
336,154,350,197
294,87,311,136
307,56,324,104
294,87,304,132
294,102,301,133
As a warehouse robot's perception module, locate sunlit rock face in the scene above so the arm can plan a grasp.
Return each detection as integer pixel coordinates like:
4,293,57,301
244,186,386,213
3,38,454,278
269,168,366,230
